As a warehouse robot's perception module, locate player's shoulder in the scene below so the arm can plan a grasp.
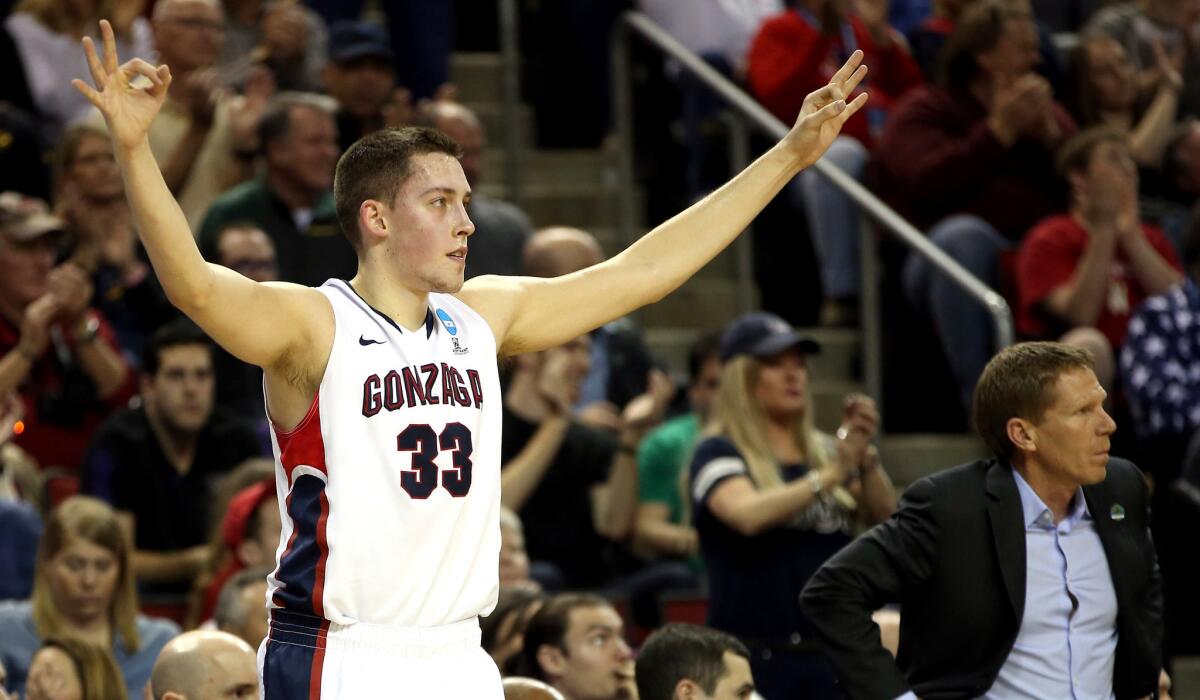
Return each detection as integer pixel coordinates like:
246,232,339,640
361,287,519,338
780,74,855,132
454,274,529,348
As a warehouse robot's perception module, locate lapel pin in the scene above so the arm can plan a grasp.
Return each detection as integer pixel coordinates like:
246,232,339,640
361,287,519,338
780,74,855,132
1110,504,1126,521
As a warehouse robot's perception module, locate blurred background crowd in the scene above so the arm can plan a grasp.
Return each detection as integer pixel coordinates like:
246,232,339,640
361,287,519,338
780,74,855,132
1,0,1199,698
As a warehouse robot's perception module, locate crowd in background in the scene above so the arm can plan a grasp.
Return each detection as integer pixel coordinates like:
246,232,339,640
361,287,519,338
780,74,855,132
0,0,1199,698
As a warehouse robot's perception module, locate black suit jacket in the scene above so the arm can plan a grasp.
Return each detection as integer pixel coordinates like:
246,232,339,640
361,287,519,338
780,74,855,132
800,458,1162,700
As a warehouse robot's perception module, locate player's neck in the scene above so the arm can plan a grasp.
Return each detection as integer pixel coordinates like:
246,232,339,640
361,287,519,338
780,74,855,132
347,272,430,332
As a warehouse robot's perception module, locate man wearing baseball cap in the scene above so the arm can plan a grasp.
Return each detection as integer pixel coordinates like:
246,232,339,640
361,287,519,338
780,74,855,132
322,20,404,153
0,192,134,476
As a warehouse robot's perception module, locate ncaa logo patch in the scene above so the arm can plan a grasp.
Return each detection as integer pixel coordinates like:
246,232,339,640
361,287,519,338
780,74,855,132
436,309,458,336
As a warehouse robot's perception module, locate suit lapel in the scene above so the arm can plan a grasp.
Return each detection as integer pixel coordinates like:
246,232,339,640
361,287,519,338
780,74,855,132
1083,478,1131,608
986,462,1026,620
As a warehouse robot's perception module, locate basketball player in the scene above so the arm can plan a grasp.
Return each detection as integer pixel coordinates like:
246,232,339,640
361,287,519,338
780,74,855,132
73,20,869,698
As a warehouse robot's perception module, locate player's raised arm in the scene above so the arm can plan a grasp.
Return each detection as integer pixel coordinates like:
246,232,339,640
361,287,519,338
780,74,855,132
72,21,329,373
460,52,869,356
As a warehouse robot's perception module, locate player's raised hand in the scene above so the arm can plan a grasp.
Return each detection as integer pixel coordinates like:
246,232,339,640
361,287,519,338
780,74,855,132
71,20,171,151
784,50,869,169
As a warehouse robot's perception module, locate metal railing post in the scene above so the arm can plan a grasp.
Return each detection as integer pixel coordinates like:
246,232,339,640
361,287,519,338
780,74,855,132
859,218,883,412
611,21,637,247
725,115,756,313
499,0,522,204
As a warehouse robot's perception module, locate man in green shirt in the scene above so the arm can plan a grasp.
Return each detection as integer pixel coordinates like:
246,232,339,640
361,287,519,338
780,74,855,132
196,93,356,287
635,332,721,568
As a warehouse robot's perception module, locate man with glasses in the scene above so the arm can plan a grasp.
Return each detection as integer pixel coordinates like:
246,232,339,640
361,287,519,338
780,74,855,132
140,0,273,227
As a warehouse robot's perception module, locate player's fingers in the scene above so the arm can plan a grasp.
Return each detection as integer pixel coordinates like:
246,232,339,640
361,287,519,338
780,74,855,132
123,58,164,86
830,49,864,86
842,64,869,96
808,97,848,125
71,78,103,106
100,20,119,75
81,36,107,87
837,92,870,124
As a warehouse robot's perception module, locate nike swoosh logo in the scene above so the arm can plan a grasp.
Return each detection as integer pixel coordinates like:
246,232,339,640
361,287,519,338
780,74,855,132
358,335,385,346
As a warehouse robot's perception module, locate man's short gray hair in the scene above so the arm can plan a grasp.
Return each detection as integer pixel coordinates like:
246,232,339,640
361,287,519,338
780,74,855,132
214,567,271,629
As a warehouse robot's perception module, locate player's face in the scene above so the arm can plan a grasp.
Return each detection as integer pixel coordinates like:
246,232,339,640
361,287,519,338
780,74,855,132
753,349,809,422
146,344,215,434
67,133,123,202
385,152,475,293
702,652,756,700
1024,367,1115,487
557,606,635,700
47,536,119,626
25,646,83,700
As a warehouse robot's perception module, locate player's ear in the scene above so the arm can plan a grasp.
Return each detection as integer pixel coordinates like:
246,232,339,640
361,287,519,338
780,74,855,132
358,199,389,244
675,679,700,699
536,643,567,679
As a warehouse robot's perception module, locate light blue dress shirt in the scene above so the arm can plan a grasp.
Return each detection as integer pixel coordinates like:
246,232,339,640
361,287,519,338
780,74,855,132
895,470,1118,700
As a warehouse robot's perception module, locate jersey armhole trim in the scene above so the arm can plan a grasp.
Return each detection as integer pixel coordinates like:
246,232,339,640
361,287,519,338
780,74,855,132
272,392,321,442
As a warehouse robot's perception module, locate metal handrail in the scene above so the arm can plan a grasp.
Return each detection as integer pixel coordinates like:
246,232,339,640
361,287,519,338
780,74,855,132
612,10,1014,402
499,0,521,203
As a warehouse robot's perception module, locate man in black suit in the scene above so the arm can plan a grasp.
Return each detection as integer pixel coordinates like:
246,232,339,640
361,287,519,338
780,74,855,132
801,342,1165,700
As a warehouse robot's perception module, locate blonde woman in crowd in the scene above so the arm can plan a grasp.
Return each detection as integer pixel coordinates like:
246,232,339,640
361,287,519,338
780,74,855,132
0,496,177,698
686,312,897,699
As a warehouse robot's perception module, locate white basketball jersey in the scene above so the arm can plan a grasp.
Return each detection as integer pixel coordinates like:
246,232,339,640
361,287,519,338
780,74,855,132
265,279,502,627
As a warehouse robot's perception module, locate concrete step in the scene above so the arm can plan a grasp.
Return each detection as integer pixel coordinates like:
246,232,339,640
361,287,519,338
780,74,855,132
483,148,615,189
643,326,861,385
467,102,534,148
450,52,505,103
639,277,741,330
799,327,860,383
878,434,989,487
1173,656,1200,700
478,183,629,230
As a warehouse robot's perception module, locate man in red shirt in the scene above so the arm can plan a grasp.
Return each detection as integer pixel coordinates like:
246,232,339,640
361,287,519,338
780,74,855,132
748,0,924,325
1017,127,1183,389
0,192,135,479
747,0,922,147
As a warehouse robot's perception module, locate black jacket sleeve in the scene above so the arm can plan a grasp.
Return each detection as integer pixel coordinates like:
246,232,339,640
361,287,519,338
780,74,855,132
800,477,942,700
